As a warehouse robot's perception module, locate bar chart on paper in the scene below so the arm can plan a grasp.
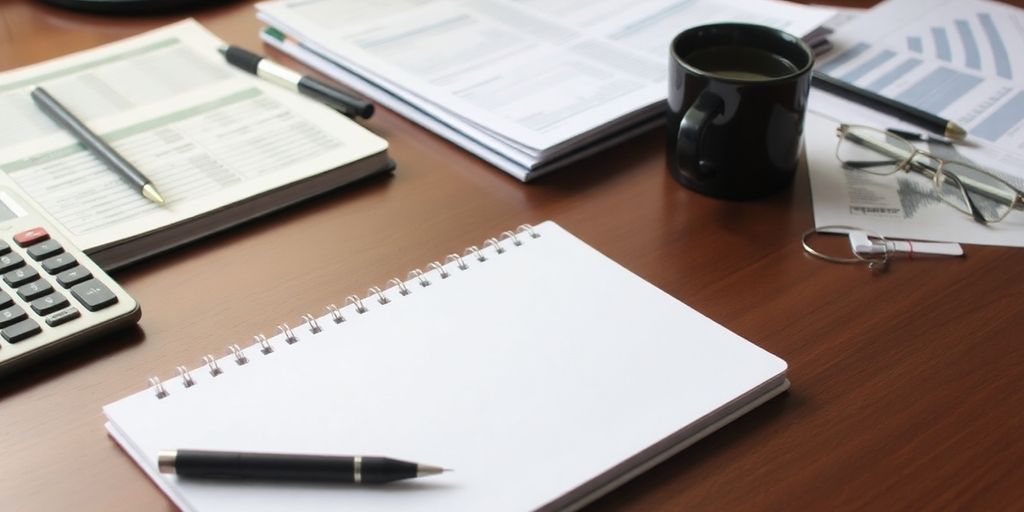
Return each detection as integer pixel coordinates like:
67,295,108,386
817,0,1024,163
806,0,1024,248
901,11,1016,80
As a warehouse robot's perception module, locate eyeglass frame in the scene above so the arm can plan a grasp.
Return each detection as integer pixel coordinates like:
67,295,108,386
834,123,1024,224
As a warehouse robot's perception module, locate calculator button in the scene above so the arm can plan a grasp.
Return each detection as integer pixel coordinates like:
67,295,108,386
57,266,92,288
0,292,12,309
45,307,81,327
70,279,118,312
18,280,53,301
13,227,49,247
31,292,69,316
2,318,41,343
0,241,9,256
27,239,63,261
41,253,77,274
4,266,39,288
0,305,28,327
0,253,25,273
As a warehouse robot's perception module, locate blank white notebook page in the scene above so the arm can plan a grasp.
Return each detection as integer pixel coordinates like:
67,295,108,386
103,221,787,511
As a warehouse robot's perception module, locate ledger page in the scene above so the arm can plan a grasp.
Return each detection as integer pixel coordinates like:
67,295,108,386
0,20,387,254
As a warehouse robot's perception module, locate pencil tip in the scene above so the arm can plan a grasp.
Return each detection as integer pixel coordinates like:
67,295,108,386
217,44,228,56
143,184,167,205
945,121,967,141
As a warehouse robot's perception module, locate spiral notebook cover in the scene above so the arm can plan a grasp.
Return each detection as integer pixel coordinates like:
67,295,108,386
103,220,788,511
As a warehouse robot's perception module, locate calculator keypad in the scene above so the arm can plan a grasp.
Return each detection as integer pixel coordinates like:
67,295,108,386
0,227,118,344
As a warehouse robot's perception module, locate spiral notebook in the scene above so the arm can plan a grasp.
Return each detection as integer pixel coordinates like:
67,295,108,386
103,221,789,511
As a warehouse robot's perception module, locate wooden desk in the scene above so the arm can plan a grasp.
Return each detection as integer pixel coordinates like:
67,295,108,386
1,1,1022,510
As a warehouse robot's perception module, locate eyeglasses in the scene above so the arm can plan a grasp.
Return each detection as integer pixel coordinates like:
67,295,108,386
834,124,1024,224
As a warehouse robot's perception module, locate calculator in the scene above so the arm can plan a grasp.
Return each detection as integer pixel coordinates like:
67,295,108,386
0,186,140,377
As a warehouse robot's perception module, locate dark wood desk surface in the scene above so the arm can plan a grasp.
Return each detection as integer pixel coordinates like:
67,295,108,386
2,1,1022,510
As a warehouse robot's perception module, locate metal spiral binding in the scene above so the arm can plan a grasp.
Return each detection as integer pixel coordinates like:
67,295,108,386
387,278,411,296
151,223,542,399
408,269,431,287
149,377,169,399
254,334,273,354
278,323,298,344
368,286,390,305
176,366,195,388
229,344,248,365
426,261,449,279
517,224,540,238
302,313,322,334
202,355,222,377
484,237,504,254
345,295,368,314
500,230,521,246
445,253,469,270
326,304,345,323
465,245,486,262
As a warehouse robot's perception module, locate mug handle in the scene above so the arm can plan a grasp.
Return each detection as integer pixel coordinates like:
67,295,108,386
676,91,724,180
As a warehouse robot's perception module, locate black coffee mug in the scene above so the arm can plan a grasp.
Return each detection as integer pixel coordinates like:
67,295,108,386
667,23,814,200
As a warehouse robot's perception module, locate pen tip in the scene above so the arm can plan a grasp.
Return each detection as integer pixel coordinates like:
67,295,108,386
143,184,167,205
217,44,228,56
945,121,967,141
416,464,448,477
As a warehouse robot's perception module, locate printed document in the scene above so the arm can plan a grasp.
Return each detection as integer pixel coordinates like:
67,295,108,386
812,0,1024,192
0,20,389,268
807,0,1024,246
257,0,834,180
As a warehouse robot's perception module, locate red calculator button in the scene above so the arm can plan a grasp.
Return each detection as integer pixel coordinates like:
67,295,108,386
14,227,49,247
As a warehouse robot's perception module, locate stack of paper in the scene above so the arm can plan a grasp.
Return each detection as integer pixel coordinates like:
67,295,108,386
256,0,834,181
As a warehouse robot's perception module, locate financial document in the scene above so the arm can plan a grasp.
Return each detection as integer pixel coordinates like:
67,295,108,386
806,112,1023,247
807,0,1024,247
814,0,1024,176
0,20,385,260
257,0,834,180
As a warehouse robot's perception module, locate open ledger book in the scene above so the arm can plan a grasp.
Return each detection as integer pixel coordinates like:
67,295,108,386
104,221,788,511
256,0,834,180
0,20,392,270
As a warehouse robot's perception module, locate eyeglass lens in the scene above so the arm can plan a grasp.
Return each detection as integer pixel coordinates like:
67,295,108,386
837,126,1018,223
932,159,1016,223
836,126,913,175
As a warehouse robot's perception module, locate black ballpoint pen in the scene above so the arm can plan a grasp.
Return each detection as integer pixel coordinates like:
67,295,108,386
158,449,448,484
30,87,166,205
811,70,967,141
219,45,374,119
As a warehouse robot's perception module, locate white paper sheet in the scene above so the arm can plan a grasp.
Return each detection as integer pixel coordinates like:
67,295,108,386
103,221,788,511
257,0,834,180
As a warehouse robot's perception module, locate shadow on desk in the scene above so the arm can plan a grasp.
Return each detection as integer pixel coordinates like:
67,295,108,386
587,390,799,510
0,324,145,398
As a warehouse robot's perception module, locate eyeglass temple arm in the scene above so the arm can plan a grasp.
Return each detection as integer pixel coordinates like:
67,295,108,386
844,131,911,162
841,159,901,170
942,172,988,223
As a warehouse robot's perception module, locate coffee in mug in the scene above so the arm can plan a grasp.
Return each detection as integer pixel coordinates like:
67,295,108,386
667,23,814,200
